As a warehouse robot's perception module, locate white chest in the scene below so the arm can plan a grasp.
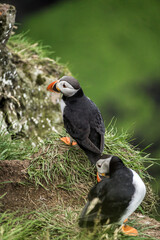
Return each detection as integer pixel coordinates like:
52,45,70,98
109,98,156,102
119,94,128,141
119,169,146,224
60,99,66,115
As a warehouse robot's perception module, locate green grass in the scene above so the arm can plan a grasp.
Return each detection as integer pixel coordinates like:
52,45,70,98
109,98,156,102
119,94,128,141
0,130,34,161
8,32,52,61
0,206,158,240
28,131,95,193
7,32,71,80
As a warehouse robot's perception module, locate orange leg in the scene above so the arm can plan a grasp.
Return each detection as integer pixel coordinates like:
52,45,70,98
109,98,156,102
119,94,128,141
121,224,138,236
60,137,77,146
71,141,77,146
123,218,128,223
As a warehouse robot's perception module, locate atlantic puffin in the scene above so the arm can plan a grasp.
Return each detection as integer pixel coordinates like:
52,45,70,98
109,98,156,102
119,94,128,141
79,154,146,236
47,76,105,164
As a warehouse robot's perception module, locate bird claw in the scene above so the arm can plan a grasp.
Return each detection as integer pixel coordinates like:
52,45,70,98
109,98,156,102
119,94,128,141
71,141,77,146
60,137,77,146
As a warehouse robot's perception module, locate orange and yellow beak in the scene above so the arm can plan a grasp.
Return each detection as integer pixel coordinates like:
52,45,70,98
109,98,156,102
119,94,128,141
97,172,106,182
46,80,60,93
97,172,101,182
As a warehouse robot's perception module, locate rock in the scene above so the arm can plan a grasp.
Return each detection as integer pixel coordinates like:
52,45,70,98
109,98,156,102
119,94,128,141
0,4,15,45
0,4,70,142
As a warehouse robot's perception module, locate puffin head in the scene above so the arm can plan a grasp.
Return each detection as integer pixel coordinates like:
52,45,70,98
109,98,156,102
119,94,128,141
96,155,124,181
96,154,112,176
47,76,81,97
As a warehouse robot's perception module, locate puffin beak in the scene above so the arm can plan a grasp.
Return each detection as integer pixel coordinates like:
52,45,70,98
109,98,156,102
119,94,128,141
101,173,105,176
97,172,109,182
97,172,101,183
47,80,60,93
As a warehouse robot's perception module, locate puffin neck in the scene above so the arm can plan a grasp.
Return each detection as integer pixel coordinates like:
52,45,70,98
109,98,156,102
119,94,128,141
109,160,126,176
62,88,84,101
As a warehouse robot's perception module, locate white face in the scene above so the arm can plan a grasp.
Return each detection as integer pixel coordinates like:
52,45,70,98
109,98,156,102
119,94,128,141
96,156,112,174
56,80,79,97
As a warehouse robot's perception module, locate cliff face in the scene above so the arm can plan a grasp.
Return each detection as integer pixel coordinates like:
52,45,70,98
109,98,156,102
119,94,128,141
0,4,70,142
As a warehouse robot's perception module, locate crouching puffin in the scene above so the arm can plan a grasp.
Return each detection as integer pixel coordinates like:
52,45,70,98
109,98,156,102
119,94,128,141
47,76,105,164
79,154,146,236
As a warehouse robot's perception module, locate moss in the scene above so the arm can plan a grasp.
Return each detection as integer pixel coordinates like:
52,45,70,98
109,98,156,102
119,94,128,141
0,27,71,143
36,74,46,85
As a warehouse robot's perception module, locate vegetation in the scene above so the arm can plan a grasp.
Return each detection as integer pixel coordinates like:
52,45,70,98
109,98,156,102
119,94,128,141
0,130,34,161
0,207,159,240
8,32,52,60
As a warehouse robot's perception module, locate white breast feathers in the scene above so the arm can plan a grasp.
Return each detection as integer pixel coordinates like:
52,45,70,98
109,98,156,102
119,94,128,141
60,99,66,115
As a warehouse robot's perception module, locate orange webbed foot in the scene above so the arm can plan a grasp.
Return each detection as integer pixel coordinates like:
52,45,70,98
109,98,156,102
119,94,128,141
60,137,77,146
121,224,138,236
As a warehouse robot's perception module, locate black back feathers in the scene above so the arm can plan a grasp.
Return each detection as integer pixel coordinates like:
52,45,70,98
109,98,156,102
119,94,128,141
79,156,135,228
62,85,105,164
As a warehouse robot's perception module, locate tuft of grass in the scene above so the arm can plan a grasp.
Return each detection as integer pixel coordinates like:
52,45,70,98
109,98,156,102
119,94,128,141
0,205,158,240
0,130,35,160
7,32,71,77
28,131,95,197
8,32,53,61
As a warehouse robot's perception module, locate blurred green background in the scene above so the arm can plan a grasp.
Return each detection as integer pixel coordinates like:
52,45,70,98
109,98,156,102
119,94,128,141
16,0,160,210
19,1,160,151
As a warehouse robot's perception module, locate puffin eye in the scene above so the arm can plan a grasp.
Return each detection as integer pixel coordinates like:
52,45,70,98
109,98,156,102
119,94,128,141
98,164,101,168
63,83,66,88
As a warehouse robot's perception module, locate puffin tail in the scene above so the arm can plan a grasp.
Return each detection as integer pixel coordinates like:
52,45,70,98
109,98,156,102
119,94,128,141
79,201,96,228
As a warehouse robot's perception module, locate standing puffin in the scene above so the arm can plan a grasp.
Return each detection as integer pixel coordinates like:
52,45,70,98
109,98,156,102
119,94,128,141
79,154,146,236
47,76,105,164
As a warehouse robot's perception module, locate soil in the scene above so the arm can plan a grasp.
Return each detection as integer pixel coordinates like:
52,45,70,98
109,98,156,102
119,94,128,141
0,159,81,212
131,213,160,239
0,159,160,239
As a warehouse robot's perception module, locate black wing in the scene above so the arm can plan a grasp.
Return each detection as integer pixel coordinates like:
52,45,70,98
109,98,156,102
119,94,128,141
79,177,132,227
89,99,105,152
79,180,110,227
63,113,101,154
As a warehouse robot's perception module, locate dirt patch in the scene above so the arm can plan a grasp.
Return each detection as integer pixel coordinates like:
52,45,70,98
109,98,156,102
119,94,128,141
0,159,84,212
0,182,78,212
0,160,30,183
